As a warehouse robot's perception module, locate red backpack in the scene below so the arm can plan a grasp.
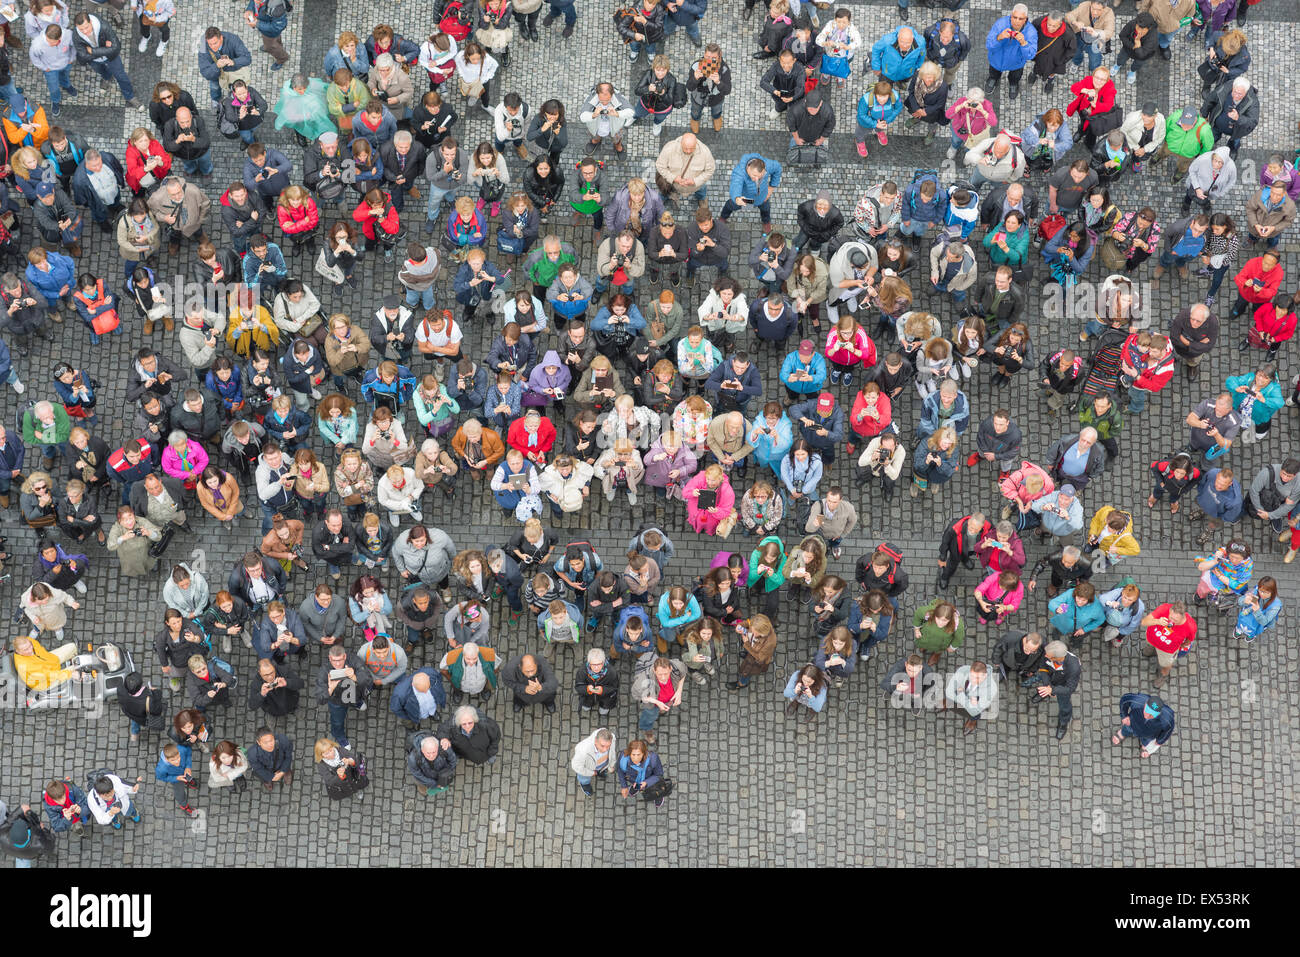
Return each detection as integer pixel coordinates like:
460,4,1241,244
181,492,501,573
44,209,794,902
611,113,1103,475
439,1,473,40
1037,214,1067,244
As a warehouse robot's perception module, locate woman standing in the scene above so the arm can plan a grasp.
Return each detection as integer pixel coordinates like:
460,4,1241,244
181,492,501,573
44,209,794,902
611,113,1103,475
1234,576,1280,642
781,534,825,604
912,597,965,666
725,614,776,691
349,574,393,639
814,626,857,688
984,323,1034,385
655,585,702,651
333,448,377,522
681,617,725,685
314,738,368,800
782,664,828,725
208,740,250,794
746,535,786,620
106,505,162,577
617,739,669,807
910,426,958,497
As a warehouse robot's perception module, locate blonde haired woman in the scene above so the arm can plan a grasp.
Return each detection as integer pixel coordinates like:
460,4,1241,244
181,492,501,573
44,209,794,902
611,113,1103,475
226,284,280,357
672,393,713,452
595,437,645,505
314,737,367,800
334,448,377,521
414,437,458,497
911,425,958,496
683,463,736,535
377,463,423,527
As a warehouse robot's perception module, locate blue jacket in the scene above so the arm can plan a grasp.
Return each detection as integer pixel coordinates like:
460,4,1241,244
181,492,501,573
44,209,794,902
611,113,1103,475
918,389,970,436
242,244,288,287
780,452,824,500
323,43,369,80
1195,468,1243,522
246,0,290,37
24,255,76,302
870,29,927,82
912,439,956,481
728,153,782,204
591,305,647,336
985,16,1038,72
262,406,312,447
447,363,490,412
454,260,506,306
42,779,88,833
0,423,24,474
788,397,845,448
243,149,294,199
779,351,827,394
612,605,653,654
748,413,794,471
280,347,326,395
1098,587,1146,637
155,745,194,783
656,592,701,630
1049,588,1105,636
1118,693,1175,746
0,338,11,383
617,751,664,790
856,90,905,128
70,153,127,223
198,33,252,82
389,667,447,722
361,365,417,408
207,368,246,411
1235,588,1281,638
783,671,829,712
924,18,971,69
942,191,980,239
350,107,398,150
705,357,763,398
902,172,948,224
1042,228,1095,274
666,0,705,24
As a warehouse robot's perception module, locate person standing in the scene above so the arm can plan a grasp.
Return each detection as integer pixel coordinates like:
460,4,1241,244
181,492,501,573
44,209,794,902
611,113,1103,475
28,23,77,120
1113,693,1174,757
135,0,176,57
71,11,140,109
1027,640,1080,739
1140,601,1196,687
244,0,292,72
570,727,616,796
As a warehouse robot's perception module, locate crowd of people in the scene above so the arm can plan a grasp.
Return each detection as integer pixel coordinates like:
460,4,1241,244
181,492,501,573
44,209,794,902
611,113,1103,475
1,0,1297,861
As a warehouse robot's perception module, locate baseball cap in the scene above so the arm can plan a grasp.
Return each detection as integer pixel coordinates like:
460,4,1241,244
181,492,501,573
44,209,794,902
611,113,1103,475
849,248,869,267
816,391,835,413
318,131,339,146
32,181,54,199
1178,107,1197,126
1059,483,1076,496
1141,101,1158,116
797,339,815,356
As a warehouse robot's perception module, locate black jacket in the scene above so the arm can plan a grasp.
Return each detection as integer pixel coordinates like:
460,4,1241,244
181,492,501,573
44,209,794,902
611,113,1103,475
904,74,949,124
795,199,844,246
997,629,1045,680
855,553,909,598
434,710,502,763
786,100,835,142
970,274,1027,323
186,659,236,711
411,100,459,150
1031,18,1077,77
162,115,213,162
634,68,684,114
71,16,124,65
31,189,82,246
1029,552,1093,588
154,623,208,671
979,181,1040,226
759,61,806,105
379,140,428,189
303,146,347,201
248,664,305,717
685,58,732,105
314,652,375,705
879,658,936,701
500,654,559,702
311,519,358,564
685,219,730,268
219,187,268,247
1118,14,1159,61
0,805,55,861
227,558,288,609
116,683,165,724
169,399,222,443
247,734,295,782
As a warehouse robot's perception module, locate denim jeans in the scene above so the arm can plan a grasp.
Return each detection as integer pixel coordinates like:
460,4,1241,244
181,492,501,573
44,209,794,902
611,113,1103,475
327,701,349,740
1159,250,1194,269
629,40,660,57
89,57,135,101
1116,49,1143,76
239,129,256,146
181,150,215,177
43,65,76,106
575,773,593,786
1157,28,1178,48
129,718,141,735
1127,386,1149,413
859,596,898,654
426,183,461,223
899,218,930,237
592,276,635,296
548,1,577,25
1073,43,1104,71
406,286,436,309
662,16,701,42
720,198,771,224
638,704,661,731
936,283,967,305
632,101,669,126
0,79,24,110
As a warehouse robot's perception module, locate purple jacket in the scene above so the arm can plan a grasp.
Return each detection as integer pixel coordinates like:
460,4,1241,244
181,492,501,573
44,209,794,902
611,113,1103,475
526,350,572,394
643,438,697,489
709,550,750,581
1196,0,1238,35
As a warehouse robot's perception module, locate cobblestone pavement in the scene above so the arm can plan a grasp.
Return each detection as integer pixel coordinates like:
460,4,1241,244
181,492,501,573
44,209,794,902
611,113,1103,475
0,0,1296,867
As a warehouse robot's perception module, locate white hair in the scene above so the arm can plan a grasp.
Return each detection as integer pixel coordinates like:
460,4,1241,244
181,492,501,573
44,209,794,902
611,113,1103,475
1232,76,1250,90
587,647,606,666
1011,3,1030,15
1079,426,1099,443
454,705,478,725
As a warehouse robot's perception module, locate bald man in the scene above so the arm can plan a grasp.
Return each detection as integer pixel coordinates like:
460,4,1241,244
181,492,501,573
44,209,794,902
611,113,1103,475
502,653,559,713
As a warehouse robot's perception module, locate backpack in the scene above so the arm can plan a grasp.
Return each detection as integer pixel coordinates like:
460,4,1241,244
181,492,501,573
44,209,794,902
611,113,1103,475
873,542,904,583
1037,213,1067,244
439,1,474,40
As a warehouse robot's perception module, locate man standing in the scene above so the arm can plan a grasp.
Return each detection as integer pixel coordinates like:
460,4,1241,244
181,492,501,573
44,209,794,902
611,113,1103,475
945,661,997,734
29,23,78,119
1248,458,1300,534
1140,601,1196,687
148,176,212,258
71,11,140,109
655,131,714,205
502,652,559,713
721,154,781,234
244,0,293,72
1028,639,1080,738
985,4,1039,99
1114,693,1175,757
315,645,374,748
163,107,215,180
247,727,294,791
570,727,616,796
198,26,253,110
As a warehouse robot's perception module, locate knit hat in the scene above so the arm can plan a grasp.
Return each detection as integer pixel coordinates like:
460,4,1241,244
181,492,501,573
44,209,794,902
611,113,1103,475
816,189,833,205
319,131,339,146
9,819,30,849
816,391,834,414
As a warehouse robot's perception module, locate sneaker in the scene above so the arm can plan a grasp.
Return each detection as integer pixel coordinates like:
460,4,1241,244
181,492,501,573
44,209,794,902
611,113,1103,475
124,99,143,110
1126,71,1137,85
605,488,616,502
856,142,868,158
830,369,841,384
876,130,888,146
128,808,141,823
73,579,87,594
426,786,450,796
654,796,666,808
63,85,77,97
842,373,852,387
627,490,637,505
580,782,594,796
51,103,61,118
769,107,780,121
562,23,574,38
156,41,168,58
138,36,149,52
390,513,401,527
831,546,841,559
12,379,24,394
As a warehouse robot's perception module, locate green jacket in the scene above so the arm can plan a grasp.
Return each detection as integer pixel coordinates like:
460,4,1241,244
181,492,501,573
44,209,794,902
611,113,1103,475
1163,116,1214,160
444,645,498,691
526,247,577,288
1078,401,1124,440
747,536,787,592
912,598,966,653
22,405,72,447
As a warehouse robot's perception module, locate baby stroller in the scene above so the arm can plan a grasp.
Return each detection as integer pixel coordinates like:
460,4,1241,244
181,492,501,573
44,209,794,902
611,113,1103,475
1072,323,1129,413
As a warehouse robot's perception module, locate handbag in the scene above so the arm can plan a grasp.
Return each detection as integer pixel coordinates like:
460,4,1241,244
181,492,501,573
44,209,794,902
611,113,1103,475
90,309,120,335
715,512,737,538
1098,237,1128,271
218,115,241,139
148,523,177,558
641,777,674,801
315,248,345,284
478,175,506,203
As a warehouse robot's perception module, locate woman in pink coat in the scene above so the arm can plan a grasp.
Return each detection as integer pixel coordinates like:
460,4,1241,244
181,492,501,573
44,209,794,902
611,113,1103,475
823,315,877,388
684,464,736,535
974,570,1025,625
161,431,210,490
998,459,1053,531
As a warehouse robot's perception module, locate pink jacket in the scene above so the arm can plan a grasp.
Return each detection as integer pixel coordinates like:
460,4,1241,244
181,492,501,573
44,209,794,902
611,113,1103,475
684,472,735,534
161,441,210,483
998,460,1054,506
975,572,1025,617
824,327,877,368
946,98,997,140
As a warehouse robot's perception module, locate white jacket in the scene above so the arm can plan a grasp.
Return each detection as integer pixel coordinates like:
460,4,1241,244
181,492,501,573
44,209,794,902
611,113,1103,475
87,773,136,825
539,461,595,512
570,728,617,776
1120,109,1167,152
377,467,422,512
946,665,998,717
858,437,906,481
272,286,323,336
579,91,635,138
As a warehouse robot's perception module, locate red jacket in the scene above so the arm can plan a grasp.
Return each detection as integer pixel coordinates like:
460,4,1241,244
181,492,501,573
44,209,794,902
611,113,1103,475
351,193,400,241
1233,257,1284,304
277,199,320,235
1065,79,1116,129
848,389,892,439
1250,302,1297,343
1121,334,1174,393
507,417,557,461
1145,603,1197,655
125,139,173,193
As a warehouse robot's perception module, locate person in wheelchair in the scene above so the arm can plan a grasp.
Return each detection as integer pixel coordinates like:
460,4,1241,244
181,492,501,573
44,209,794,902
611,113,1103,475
10,633,86,691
